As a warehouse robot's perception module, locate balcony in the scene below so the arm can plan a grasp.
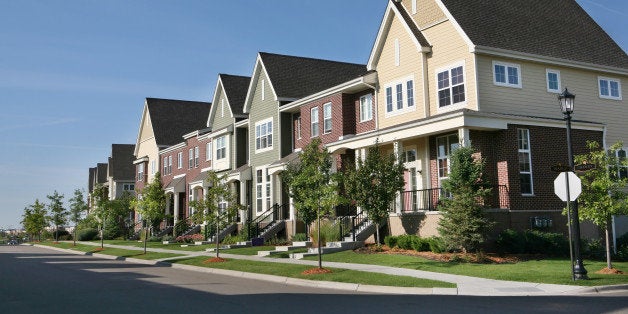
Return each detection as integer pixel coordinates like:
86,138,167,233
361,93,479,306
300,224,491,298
393,185,510,212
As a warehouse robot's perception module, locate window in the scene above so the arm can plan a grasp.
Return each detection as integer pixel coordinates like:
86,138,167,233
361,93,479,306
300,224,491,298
359,94,373,122
385,78,415,114
218,198,227,213
401,149,417,163
162,156,172,175
266,169,271,210
177,152,183,169
216,136,226,160
437,134,459,188
123,183,134,191
518,129,534,195
168,156,172,174
493,61,521,88
188,148,193,169
296,115,302,139
163,156,168,174
256,169,263,212
616,148,627,179
137,163,144,181
206,142,212,161
323,102,332,134
386,87,393,112
546,69,560,93
598,77,622,100
255,119,273,151
151,160,156,175
311,107,319,137
194,146,199,168
437,65,465,108
406,80,414,107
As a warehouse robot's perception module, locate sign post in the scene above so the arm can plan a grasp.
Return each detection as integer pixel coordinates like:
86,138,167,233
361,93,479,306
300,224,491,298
554,171,582,281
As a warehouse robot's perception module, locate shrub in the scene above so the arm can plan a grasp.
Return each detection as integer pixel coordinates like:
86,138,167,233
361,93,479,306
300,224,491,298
496,229,568,256
496,229,525,254
266,237,290,246
175,234,204,243
411,237,431,252
148,236,162,242
77,228,99,241
291,233,308,242
396,234,418,250
310,220,340,247
617,232,628,249
174,220,189,237
384,235,398,248
427,236,446,253
52,230,70,240
582,238,605,260
222,234,244,244
59,234,73,241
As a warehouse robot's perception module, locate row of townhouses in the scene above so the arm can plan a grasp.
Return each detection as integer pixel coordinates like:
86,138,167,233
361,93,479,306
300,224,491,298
88,0,628,242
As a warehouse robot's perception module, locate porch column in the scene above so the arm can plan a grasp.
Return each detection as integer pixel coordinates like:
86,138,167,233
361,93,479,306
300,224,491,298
239,180,247,224
458,128,470,147
394,141,403,214
173,194,180,225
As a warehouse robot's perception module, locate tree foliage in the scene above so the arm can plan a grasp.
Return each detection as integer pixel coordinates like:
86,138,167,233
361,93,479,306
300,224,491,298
346,141,405,244
284,138,342,227
47,190,67,241
574,141,628,269
189,171,242,258
437,145,494,253
21,199,49,241
68,188,88,226
131,172,167,228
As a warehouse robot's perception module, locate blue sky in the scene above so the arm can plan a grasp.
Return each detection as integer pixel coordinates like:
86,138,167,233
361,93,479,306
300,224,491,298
0,0,626,229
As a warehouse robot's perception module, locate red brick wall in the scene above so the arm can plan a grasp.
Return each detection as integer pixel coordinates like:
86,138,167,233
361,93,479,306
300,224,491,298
352,91,376,135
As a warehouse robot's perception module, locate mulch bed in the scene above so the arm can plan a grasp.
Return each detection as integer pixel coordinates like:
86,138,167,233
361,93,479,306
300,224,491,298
595,267,625,275
355,245,529,264
203,257,227,263
302,267,333,275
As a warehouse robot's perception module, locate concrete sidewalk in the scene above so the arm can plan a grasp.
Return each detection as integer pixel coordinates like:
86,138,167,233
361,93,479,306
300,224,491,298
41,242,628,296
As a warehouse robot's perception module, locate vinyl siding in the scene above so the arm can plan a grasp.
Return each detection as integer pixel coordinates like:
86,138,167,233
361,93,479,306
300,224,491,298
248,70,279,167
403,0,446,28
476,55,628,144
211,87,235,131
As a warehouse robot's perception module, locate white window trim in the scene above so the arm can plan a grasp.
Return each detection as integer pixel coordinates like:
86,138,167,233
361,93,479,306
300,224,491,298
216,136,227,160
221,99,225,118
384,75,416,117
616,147,627,179
206,142,212,161
261,79,266,101
435,61,467,113
296,115,302,140
151,160,156,175
436,134,459,190
412,0,417,14
546,69,561,93
359,94,373,122
255,117,273,153
518,128,534,196
188,148,193,169
394,38,400,67
323,102,332,134
177,152,183,169
255,167,272,213
311,107,319,138
598,76,622,100
194,146,199,168
492,60,522,88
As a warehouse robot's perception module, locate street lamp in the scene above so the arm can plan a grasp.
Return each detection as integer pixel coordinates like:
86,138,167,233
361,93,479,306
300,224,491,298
558,88,588,280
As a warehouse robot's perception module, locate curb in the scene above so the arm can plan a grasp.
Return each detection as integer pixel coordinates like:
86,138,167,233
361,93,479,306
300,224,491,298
574,284,628,294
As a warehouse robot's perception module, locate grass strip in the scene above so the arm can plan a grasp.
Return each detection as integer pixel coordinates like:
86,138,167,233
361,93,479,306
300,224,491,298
37,241,183,260
172,256,455,288
91,240,217,251
304,251,628,286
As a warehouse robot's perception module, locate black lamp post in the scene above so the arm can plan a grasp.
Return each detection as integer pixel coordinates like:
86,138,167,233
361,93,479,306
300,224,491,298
558,88,588,280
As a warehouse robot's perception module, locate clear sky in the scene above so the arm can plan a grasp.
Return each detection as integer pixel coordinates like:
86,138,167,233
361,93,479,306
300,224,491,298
1,0,626,230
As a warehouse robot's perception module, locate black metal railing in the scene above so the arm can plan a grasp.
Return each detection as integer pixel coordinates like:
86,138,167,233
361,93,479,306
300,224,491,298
249,203,288,239
393,185,509,212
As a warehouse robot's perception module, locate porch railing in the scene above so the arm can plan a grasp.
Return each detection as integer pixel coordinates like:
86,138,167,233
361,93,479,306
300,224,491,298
249,203,288,239
393,185,509,212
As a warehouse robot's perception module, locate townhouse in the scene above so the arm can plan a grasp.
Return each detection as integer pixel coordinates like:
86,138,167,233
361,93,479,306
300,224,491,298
133,98,211,226
92,0,627,242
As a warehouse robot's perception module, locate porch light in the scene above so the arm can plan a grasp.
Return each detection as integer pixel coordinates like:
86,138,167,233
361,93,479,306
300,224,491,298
558,88,575,116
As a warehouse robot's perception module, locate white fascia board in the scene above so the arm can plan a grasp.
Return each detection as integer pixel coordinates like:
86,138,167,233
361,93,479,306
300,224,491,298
243,55,263,114
133,156,149,164
208,76,224,128
159,142,185,155
367,1,394,70
474,46,628,76
234,118,249,128
133,101,150,157
210,125,234,139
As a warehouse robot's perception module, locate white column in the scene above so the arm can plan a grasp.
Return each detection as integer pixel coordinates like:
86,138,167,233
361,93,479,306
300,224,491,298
459,128,470,147
394,141,403,214
173,194,180,225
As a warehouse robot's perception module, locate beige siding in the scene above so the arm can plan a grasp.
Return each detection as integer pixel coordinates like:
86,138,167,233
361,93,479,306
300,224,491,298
402,0,446,28
138,109,154,143
136,108,159,182
375,13,425,129
476,55,628,144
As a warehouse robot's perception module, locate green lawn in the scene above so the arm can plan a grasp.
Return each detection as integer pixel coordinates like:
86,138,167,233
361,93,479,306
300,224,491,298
89,240,216,252
304,250,628,286
221,245,277,255
37,241,184,260
173,256,454,288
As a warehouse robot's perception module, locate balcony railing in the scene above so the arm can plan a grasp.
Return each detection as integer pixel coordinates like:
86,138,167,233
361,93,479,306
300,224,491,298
393,185,509,212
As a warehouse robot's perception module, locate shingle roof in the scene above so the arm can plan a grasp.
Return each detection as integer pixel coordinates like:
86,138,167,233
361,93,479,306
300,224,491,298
392,0,430,47
220,74,250,115
259,52,368,99
146,98,212,146
88,167,96,192
441,0,628,69
110,144,135,181
96,163,108,184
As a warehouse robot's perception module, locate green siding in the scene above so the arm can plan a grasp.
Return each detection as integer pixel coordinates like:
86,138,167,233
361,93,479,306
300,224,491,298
248,71,280,167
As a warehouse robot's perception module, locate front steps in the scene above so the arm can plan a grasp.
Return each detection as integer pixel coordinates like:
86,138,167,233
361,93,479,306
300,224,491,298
256,240,364,259
256,241,312,256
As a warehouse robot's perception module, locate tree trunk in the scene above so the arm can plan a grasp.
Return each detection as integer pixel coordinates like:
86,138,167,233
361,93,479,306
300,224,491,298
216,218,220,259
317,214,322,269
375,223,380,245
605,219,613,270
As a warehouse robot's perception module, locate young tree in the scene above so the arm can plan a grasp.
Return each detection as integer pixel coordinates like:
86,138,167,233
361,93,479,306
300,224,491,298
189,171,242,259
47,190,67,242
346,141,405,246
284,138,342,269
91,183,112,248
437,145,494,253
68,188,88,245
21,199,49,241
574,141,628,270
131,172,166,253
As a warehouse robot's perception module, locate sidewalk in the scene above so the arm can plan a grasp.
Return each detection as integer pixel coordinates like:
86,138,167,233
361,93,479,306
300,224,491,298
38,242,628,296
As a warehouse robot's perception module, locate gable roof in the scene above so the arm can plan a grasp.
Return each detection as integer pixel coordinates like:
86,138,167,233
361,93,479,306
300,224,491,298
88,167,96,192
109,144,135,181
145,98,212,147
440,0,628,69
259,52,368,100
368,0,432,70
220,74,251,116
96,163,108,184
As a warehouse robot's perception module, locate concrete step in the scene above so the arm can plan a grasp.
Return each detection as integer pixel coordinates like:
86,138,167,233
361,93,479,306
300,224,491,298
291,241,364,259
205,243,250,252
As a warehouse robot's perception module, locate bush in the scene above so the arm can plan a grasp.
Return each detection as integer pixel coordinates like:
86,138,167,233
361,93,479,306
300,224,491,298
266,237,290,246
427,236,446,253
148,236,162,242
396,234,418,250
582,238,605,260
59,234,73,241
411,237,431,252
161,235,174,242
174,220,190,237
291,233,308,242
310,220,340,247
496,229,525,254
175,234,204,243
496,229,568,256
616,232,628,249
77,228,99,241
384,235,398,248
222,234,244,244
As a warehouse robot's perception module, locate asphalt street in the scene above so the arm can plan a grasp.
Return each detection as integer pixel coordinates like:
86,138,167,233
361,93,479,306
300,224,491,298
1,245,627,314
